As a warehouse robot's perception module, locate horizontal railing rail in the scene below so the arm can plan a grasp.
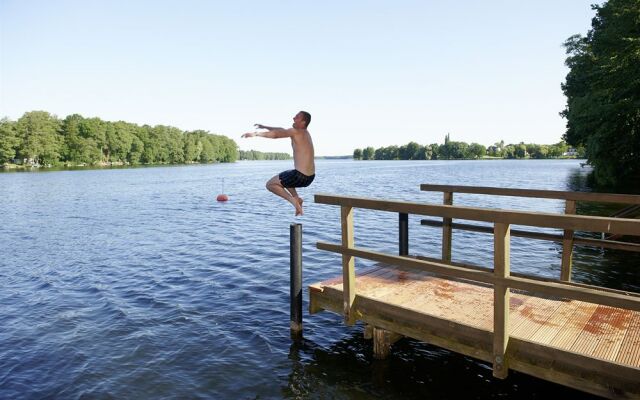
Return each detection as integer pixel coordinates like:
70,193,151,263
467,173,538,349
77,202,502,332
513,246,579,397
420,218,640,253
420,184,640,205
315,193,640,235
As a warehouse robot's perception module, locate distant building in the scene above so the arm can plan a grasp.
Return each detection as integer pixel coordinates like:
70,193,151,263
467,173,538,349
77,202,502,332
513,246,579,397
563,148,578,157
12,158,37,166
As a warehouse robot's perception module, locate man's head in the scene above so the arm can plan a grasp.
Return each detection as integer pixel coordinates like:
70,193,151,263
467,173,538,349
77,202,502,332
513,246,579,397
293,111,311,129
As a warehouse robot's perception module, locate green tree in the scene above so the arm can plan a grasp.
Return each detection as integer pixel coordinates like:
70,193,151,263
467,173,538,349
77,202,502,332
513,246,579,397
561,0,640,185
15,111,63,165
184,131,203,162
128,135,144,164
466,143,486,159
0,118,19,163
514,143,527,159
106,121,135,162
353,148,362,160
61,114,102,164
362,146,375,160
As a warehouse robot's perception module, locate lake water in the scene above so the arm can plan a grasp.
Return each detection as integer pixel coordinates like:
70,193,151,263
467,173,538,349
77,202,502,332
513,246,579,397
1,159,637,399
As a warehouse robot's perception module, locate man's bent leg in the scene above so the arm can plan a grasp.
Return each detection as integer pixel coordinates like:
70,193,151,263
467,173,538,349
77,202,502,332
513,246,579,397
266,175,303,216
287,187,303,210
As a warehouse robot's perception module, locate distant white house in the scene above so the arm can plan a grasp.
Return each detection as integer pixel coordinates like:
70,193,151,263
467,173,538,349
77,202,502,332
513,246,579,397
12,158,38,166
563,148,578,156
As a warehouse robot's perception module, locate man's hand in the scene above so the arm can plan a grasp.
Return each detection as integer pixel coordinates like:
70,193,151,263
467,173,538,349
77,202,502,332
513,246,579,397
241,132,258,138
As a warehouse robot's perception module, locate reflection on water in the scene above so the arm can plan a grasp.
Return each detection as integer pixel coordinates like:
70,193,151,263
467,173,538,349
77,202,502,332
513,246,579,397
284,329,601,399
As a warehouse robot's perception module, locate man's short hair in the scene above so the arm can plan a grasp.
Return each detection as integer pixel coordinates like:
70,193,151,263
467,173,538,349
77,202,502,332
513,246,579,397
299,111,311,127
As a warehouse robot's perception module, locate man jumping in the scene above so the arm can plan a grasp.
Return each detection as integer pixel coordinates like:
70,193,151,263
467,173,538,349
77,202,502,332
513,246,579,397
241,111,315,216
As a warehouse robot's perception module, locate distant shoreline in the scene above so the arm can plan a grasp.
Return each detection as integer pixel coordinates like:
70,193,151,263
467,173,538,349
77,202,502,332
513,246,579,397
2,157,589,173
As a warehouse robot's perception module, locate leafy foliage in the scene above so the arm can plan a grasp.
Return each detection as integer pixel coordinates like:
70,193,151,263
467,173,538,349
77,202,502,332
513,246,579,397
561,0,640,185
1,111,238,166
238,150,291,160
352,136,572,160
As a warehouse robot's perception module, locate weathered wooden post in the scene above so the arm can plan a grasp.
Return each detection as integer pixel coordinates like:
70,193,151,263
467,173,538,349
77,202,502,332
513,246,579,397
493,222,511,379
290,223,303,336
399,212,408,256
341,206,356,325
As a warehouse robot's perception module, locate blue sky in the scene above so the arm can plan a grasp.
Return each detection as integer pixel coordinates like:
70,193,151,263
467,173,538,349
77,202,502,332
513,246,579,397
0,1,597,156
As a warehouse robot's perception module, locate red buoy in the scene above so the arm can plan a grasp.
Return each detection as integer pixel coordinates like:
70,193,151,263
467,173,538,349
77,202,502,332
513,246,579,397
216,194,229,202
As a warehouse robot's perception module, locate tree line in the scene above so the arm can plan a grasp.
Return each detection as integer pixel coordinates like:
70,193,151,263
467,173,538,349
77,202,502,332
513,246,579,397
238,150,291,160
561,0,639,186
0,111,238,167
353,134,578,160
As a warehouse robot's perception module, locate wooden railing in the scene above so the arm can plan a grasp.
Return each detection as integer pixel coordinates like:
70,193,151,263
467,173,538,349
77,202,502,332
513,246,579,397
420,184,640,282
314,193,640,378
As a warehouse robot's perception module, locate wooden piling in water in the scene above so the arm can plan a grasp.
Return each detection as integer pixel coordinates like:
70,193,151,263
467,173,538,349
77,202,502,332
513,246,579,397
399,212,408,256
290,223,303,336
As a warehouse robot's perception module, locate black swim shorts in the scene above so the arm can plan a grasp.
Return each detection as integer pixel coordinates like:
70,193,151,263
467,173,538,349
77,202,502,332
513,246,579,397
279,169,315,188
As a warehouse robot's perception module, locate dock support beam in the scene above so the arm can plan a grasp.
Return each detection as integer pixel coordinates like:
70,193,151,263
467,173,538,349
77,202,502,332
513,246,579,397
290,223,303,336
372,327,403,359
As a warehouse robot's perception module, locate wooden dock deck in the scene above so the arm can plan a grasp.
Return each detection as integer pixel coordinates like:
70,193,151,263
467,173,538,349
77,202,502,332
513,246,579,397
309,188,640,399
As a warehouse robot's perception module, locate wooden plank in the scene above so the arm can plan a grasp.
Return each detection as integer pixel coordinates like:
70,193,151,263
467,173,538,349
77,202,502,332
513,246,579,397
528,300,582,345
571,305,627,357
394,276,494,331
591,306,634,362
317,242,640,312
550,301,598,348
616,312,640,367
420,219,640,253
314,193,640,236
415,254,640,299
341,205,356,325
317,263,388,289
419,184,640,205
354,266,424,299
510,296,563,341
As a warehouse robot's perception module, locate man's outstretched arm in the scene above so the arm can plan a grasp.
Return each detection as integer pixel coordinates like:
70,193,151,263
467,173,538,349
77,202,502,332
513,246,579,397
254,123,283,131
242,128,295,139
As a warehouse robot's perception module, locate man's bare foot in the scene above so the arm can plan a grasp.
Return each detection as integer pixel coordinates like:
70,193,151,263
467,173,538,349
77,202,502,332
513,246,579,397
294,197,303,216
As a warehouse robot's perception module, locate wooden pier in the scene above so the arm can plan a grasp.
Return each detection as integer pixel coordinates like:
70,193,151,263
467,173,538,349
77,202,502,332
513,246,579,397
308,186,640,399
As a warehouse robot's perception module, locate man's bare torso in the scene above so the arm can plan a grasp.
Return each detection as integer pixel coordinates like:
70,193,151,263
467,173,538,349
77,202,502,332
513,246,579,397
291,128,315,176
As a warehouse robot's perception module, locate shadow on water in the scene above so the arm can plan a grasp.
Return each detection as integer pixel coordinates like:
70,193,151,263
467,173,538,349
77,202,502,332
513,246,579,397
283,328,600,400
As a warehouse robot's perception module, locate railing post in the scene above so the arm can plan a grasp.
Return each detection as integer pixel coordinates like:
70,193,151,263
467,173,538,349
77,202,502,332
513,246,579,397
290,223,303,337
341,206,356,325
442,192,453,262
493,222,510,379
399,212,409,256
560,200,576,282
